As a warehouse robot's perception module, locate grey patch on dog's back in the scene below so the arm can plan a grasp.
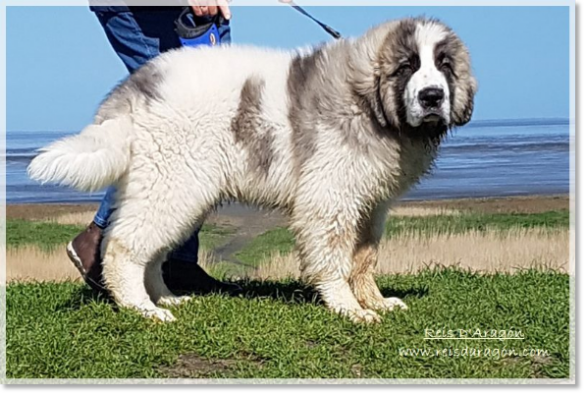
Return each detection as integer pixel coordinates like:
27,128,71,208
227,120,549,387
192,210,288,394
287,46,327,175
95,61,164,122
231,76,275,176
125,62,164,102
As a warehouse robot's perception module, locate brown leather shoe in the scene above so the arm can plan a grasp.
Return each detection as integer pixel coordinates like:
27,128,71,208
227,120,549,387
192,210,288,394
67,222,242,296
66,222,107,293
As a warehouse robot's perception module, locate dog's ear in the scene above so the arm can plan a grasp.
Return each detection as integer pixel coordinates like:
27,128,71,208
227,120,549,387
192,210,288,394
371,74,391,128
348,23,400,129
451,77,477,126
351,63,397,129
449,40,477,127
349,54,388,128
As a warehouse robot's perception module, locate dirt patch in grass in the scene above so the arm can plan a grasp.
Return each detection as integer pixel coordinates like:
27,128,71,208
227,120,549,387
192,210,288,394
159,354,237,378
500,354,556,378
159,353,262,378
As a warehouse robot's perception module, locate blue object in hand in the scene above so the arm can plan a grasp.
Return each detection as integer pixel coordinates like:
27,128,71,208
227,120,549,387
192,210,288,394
174,7,222,47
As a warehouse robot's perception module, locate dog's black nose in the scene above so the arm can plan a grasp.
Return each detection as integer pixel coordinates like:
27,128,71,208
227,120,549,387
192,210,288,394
418,87,445,109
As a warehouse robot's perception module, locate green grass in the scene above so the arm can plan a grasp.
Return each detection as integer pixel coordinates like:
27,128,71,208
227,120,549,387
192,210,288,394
6,269,569,379
235,210,570,266
6,219,234,251
234,227,294,266
6,220,84,250
385,210,569,236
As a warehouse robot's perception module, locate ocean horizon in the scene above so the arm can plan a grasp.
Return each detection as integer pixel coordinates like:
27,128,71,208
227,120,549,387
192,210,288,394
5,117,571,204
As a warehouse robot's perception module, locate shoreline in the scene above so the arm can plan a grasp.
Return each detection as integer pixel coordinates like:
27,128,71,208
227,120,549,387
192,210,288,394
6,194,570,222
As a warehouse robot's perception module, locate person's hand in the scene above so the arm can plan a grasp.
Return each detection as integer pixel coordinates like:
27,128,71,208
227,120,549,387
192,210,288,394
189,0,231,20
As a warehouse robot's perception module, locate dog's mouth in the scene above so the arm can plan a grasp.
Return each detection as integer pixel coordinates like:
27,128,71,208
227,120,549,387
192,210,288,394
422,110,444,123
406,110,448,129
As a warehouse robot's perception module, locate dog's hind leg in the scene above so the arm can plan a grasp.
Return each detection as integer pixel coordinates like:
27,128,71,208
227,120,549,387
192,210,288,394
349,203,407,313
144,256,192,307
101,187,211,322
292,207,382,324
101,233,177,322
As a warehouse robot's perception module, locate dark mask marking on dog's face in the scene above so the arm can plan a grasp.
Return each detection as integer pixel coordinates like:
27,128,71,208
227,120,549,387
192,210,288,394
389,21,421,128
287,46,326,176
231,77,275,177
433,30,476,127
434,37,458,110
376,19,420,130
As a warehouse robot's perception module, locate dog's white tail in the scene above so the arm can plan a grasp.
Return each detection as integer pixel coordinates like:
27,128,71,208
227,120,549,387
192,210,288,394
28,117,133,192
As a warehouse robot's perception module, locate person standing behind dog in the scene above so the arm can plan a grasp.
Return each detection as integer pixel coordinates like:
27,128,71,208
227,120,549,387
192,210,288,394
68,1,241,295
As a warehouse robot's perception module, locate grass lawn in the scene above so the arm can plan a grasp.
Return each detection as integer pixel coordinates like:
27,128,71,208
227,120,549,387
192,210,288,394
6,208,571,379
6,269,569,379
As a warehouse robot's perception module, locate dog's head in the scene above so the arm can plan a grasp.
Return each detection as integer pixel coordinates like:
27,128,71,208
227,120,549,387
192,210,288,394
355,18,477,137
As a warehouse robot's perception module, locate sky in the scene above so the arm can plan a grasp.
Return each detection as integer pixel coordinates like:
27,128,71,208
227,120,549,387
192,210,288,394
6,5,570,132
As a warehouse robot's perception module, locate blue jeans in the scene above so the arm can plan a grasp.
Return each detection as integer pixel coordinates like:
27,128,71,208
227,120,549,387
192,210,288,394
93,8,231,263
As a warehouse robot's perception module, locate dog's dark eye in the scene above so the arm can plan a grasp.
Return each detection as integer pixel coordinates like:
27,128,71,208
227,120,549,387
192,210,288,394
391,55,420,78
393,61,413,76
439,57,455,76
399,61,411,70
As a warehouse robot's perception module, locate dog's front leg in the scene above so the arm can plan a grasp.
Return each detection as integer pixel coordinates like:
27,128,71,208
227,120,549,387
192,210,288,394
349,202,407,313
292,211,382,324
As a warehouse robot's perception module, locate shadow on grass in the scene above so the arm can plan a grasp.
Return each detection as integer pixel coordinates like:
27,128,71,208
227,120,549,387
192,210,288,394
55,278,428,311
379,285,429,300
55,287,116,311
236,279,429,306
239,279,322,305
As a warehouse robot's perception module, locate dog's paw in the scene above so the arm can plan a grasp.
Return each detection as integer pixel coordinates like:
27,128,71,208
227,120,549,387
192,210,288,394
141,307,176,322
381,297,408,311
357,296,408,313
158,295,192,307
347,308,382,324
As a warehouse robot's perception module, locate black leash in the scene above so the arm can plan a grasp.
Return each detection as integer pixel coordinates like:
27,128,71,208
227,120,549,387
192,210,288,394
288,1,342,39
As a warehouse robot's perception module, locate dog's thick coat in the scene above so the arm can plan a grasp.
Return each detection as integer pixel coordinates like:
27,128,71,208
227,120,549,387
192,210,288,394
29,18,476,323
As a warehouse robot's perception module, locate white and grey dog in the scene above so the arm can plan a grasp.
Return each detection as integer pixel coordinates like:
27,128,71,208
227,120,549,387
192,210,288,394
29,18,476,323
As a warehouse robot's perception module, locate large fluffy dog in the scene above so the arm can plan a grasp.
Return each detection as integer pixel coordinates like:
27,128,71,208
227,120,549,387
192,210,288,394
29,18,476,323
